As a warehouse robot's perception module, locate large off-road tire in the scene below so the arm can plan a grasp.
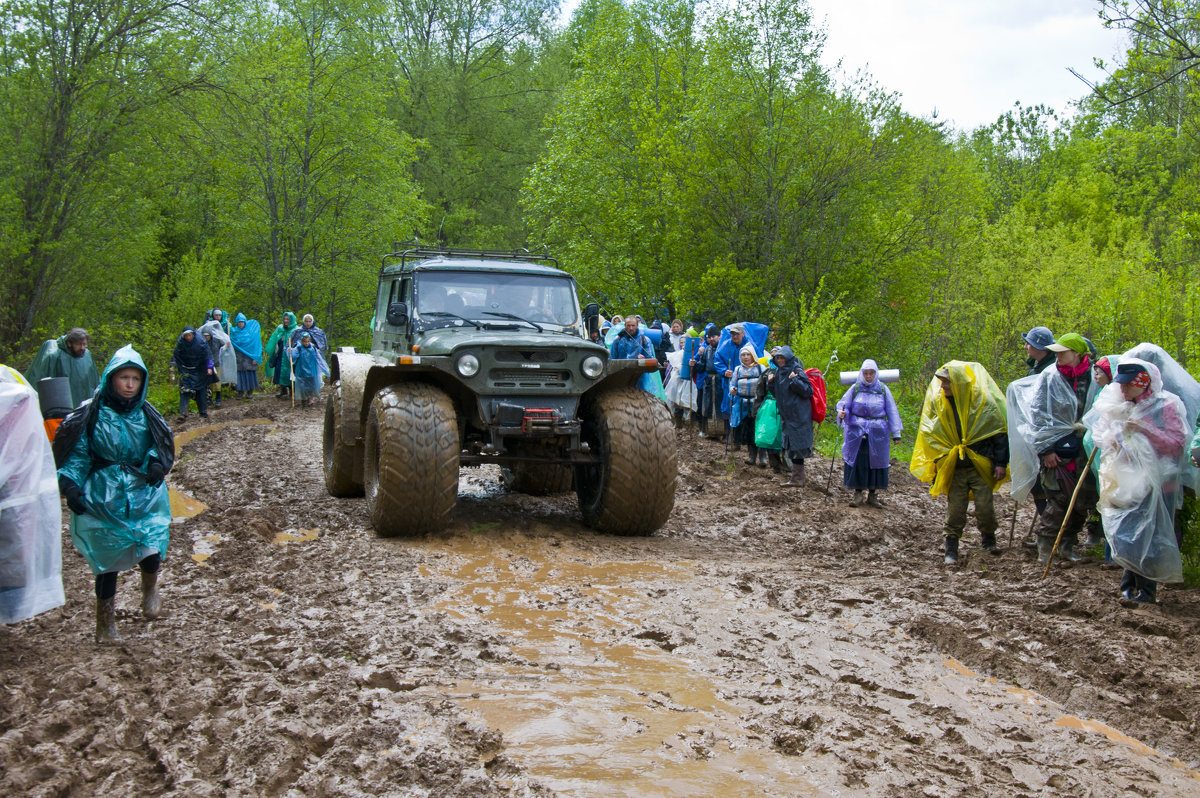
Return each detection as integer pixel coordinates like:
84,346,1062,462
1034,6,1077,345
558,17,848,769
576,387,677,535
363,383,459,536
501,463,575,495
323,385,364,497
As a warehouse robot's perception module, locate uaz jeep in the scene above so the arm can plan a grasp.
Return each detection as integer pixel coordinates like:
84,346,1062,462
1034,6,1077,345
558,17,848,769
322,247,677,535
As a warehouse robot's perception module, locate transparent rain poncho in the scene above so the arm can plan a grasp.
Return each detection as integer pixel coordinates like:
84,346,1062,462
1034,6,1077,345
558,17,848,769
0,368,65,622
199,320,238,385
910,361,1008,497
1121,343,1200,495
1005,366,1096,503
1083,359,1188,583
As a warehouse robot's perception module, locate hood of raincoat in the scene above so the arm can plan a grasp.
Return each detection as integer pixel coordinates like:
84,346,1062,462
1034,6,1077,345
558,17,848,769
173,328,209,372
99,345,150,414
774,345,802,373
857,359,882,392
230,313,263,360
910,361,1007,496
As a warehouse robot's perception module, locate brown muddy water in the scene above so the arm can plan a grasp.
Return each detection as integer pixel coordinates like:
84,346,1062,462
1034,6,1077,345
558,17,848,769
3,399,1200,796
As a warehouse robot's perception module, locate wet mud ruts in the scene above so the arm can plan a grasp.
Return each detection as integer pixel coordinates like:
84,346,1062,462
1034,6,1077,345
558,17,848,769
2,397,1199,796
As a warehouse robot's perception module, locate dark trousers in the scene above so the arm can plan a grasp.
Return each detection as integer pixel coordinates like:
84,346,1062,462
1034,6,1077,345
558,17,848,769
180,387,208,416
95,554,161,599
1036,463,1097,546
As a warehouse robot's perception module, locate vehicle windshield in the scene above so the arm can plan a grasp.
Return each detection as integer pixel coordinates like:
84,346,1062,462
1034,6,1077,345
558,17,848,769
415,271,581,331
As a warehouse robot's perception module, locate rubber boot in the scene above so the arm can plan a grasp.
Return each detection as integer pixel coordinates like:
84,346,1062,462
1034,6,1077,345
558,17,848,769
944,536,959,565
141,570,161,619
95,597,120,644
866,490,883,508
767,452,784,474
1083,527,1105,550
745,444,757,467
1059,535,1081,563
981,531,997,552
757,449,768,468
1036,535,1054,564
782,461,805,487
849,490,864,507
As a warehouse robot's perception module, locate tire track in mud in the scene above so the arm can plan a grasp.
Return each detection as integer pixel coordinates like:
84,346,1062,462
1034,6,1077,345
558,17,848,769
4,403,1200,796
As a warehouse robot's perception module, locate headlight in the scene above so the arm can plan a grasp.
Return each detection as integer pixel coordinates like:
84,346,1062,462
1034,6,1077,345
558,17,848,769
456,353,480,377
581,356,604,379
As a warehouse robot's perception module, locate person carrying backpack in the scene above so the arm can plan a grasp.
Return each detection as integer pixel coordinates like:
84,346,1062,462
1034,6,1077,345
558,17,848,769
836,359,903,507
609,316,654,360
767,346,814,487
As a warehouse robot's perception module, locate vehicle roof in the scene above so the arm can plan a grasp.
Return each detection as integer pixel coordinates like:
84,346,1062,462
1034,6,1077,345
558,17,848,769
382,255,570,278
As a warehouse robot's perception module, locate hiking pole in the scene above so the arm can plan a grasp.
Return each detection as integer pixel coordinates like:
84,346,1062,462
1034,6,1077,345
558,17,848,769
288,349,296,409
1040,448,1100,579
823,431,838,503
1007,497,1019,548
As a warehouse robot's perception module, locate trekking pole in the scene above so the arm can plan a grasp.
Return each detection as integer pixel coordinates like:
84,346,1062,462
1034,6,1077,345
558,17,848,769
1040,448,1100,579
1007,497,1020,548
288,349,296,409
819,351,839,502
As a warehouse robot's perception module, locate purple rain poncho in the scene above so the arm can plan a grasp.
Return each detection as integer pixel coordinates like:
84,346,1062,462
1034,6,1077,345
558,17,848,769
837,359,903,469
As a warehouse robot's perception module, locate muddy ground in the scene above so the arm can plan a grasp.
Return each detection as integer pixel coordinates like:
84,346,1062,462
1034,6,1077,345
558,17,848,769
3,394,1200,796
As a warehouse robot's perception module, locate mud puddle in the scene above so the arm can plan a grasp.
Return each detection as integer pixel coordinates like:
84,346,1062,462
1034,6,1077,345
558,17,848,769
414,532,1200,796
414,533,818,797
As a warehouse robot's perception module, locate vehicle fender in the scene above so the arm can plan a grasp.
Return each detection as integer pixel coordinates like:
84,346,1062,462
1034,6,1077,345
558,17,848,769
582,358,656,402
329,352,374,432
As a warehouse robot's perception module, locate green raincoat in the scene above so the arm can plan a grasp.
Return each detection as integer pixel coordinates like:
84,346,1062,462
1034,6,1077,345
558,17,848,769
24,335,100,407
265,312,299,388
58,346,171,575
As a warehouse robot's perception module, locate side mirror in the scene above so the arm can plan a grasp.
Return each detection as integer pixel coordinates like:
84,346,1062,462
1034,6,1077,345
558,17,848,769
583,302,600,339
386,302,408,327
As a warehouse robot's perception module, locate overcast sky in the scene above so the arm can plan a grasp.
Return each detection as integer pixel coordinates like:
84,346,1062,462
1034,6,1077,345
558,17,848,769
805,0,1129,130
558,0,1130,132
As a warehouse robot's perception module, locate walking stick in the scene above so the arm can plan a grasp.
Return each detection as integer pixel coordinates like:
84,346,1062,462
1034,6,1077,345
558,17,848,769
288,348,296,409
1040,447,1100,579
1007,497,1020,547
819,350,839,502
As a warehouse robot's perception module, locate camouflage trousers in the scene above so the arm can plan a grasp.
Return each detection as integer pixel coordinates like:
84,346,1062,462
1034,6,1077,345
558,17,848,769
943,460,998,540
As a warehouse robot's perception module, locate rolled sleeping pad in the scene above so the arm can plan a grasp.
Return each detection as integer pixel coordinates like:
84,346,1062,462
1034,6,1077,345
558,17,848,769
839,369,900,386
36,377,73,418
643,326,663,347
680,336,699,380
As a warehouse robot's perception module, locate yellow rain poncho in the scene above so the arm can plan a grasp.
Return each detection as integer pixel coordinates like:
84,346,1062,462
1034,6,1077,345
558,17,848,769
910,361,1009,497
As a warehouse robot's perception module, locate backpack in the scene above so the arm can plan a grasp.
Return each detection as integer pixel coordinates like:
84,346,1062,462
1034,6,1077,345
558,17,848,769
805,367,827,423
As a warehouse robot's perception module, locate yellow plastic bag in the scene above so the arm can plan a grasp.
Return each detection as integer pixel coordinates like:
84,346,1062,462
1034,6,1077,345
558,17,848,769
910,361,1009,496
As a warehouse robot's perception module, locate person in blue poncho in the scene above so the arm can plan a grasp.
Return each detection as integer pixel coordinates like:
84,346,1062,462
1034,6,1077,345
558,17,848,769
230,313,263,399
609,316,654,360
24,327,100,408
56,345,174,643
288,332,330,407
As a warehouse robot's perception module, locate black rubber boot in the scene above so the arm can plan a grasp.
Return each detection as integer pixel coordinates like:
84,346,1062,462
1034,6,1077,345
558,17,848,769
95,597,120,644
849,490,864,507
944,536,959,565
782,461,805,487
866,490,883,508
981,532,997,551
1036,535,1054,564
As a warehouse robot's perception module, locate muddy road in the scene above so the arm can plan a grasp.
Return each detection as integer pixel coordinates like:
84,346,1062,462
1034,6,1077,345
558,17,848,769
4,397,1200,796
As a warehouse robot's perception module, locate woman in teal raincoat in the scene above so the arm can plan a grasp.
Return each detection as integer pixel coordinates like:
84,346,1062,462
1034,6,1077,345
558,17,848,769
265,311,299,399
57,345,174,643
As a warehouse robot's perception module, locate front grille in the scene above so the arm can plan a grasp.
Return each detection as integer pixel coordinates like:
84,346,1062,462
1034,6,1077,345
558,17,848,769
495,350,567,364
489,368,570,388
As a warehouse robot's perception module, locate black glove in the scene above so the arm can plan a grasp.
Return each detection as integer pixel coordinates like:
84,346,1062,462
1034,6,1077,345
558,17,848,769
59,477,88,516
146,460,165,487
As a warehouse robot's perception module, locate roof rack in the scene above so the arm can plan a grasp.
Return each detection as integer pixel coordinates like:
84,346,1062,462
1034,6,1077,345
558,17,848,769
380,245,557,275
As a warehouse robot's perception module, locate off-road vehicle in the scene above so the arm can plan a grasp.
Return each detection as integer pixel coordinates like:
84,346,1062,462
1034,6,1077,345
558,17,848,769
322,247,677,536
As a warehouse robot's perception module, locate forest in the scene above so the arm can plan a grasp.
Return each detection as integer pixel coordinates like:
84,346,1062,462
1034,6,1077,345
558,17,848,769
2,0,1198,391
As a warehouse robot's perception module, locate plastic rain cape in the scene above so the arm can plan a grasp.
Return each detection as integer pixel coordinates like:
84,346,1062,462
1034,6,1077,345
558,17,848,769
0,367,65,622
664,347,697,412
1121,342,1200,495
230,315,263,362
1004,366,1096,503
910,361,1008,497
1083,360,1188,583
58,346,171,575
199,320,238,384
23,335,100,408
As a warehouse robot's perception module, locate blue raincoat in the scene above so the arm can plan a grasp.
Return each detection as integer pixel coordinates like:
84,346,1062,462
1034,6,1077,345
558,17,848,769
288,337,330,400
58,346,171,575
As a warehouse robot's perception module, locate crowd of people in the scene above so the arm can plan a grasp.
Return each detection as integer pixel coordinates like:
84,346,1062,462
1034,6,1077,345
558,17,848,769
614,315,1200,609
5,310,331,641
5,308,1200,644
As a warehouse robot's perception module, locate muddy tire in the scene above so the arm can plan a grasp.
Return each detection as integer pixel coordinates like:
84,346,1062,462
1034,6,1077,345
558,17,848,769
576,387,676,535
363,383,459,536
323,385,364,497
501,463,574,495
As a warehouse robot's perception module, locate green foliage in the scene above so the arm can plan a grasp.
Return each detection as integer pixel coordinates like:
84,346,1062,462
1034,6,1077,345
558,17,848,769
787,281,860,372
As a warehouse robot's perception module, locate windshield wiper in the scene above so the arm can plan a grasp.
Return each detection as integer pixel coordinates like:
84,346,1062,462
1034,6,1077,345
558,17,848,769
482,311,543,332
420,311,482,330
